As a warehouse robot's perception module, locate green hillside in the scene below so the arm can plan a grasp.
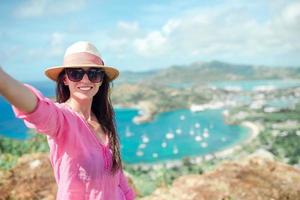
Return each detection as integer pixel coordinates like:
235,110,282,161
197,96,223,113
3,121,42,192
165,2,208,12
115,61,300,86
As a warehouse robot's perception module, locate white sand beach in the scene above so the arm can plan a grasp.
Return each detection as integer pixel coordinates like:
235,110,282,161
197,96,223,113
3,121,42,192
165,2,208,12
214,121,261,158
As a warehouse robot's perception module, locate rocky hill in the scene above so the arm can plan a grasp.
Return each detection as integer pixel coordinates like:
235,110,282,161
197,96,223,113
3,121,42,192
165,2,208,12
0,153,137,200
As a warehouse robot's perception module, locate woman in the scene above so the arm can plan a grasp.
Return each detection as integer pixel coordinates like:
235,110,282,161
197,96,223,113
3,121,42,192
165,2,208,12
0,41,135,200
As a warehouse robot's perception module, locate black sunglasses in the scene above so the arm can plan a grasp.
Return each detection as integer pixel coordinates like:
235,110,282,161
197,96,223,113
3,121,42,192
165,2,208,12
65,68,105,83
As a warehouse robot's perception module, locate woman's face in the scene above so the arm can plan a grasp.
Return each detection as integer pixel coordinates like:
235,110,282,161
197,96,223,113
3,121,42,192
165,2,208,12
63,67,102,101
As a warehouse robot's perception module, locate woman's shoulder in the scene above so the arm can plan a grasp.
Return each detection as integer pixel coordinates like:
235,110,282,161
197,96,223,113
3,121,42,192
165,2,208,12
56,102,87,124
56,102,77,117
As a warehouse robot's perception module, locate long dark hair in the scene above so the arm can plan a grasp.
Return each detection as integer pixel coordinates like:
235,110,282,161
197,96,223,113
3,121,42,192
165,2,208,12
56,70,122,174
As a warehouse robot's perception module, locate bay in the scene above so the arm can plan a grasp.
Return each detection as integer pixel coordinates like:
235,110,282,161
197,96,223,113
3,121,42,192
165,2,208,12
3,79,297,163
118,108,248,164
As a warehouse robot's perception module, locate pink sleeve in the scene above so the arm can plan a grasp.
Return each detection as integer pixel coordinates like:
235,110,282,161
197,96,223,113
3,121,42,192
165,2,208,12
12,84,64,138
119,170,135,200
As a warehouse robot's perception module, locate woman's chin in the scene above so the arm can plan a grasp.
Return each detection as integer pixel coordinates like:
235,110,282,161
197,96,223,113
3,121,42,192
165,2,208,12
72,93,94,101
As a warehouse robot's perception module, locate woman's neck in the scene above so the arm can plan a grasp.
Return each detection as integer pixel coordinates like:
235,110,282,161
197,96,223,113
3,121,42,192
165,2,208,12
66,98,93,121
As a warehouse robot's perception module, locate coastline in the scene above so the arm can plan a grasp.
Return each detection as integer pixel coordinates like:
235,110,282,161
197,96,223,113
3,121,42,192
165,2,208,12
116,102,156,125
214,121,261,158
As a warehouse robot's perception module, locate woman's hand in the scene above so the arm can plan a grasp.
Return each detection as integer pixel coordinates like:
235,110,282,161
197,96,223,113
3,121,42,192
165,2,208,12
0,66,37,113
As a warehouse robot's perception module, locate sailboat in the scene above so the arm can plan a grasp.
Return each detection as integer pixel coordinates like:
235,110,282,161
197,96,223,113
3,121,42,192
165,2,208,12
194,122,201,129
175,128,182,135
136,150,144,157
125,126,133,137
141,134,150,143
166,130,175,140
161,141,167,148
203,128,209,138
180,115,186,120
152,153,158,158
189,127,195,136
195,135,203,142
173,145,179,154
138,143,147,149
201,142,208,148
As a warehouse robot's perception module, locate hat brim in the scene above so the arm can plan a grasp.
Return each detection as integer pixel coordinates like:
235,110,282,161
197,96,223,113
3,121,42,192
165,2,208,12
44,64,119,82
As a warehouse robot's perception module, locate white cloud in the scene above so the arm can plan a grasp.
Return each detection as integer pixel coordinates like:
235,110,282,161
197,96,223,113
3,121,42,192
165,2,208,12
117,21,140,34
13,0,87,18
105,38,130,54
14,0,47,17
49,32,65,57
125,1,300,66
133,31,168,57
22,32,66,60
162,19,181,35
281,1,300,25
100,21,141,58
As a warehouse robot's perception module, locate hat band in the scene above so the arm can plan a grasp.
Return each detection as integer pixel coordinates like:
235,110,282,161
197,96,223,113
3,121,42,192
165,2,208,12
63,52,104,66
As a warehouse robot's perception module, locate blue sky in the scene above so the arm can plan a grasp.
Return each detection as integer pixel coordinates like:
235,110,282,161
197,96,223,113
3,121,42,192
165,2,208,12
1,0,300,81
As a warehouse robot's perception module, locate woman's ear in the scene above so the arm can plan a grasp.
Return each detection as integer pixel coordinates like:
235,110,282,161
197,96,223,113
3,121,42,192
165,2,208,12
63,75,68,86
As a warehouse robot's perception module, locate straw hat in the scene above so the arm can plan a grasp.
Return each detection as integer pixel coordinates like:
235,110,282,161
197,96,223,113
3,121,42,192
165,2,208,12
45,41,119,82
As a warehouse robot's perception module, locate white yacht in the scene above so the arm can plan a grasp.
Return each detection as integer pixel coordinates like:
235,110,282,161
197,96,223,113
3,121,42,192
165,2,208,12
136,150,144,157
152,153,158,158
141,134,150,143
175,128,182,135
166,130,175,140
180,115,186,120
125,126,133,137
173,145,179,154
201,142,208,148
195,122,201,129
195,135,203,142
161,141,167,148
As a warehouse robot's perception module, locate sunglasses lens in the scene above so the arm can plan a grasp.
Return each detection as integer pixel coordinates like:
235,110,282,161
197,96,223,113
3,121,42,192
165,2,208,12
66,68,85,82
66,68,104,83
87,68,104,83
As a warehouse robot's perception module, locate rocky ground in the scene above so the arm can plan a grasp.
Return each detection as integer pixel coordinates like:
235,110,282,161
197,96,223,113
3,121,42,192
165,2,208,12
0,153,56,200
1,152,300,200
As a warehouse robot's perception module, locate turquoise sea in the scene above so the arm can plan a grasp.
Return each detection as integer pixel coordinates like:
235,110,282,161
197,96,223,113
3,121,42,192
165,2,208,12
1,79,298,164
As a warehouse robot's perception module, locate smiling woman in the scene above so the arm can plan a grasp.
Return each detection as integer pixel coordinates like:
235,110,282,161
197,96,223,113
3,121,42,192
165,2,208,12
62,68,104,102
0,41,135,200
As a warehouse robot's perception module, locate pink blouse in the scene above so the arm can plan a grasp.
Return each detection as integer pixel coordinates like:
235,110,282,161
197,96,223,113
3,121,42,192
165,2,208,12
13,84,135,200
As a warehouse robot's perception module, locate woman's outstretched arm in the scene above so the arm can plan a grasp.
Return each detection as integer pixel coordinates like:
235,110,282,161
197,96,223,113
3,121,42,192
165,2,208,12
0,67,37,113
